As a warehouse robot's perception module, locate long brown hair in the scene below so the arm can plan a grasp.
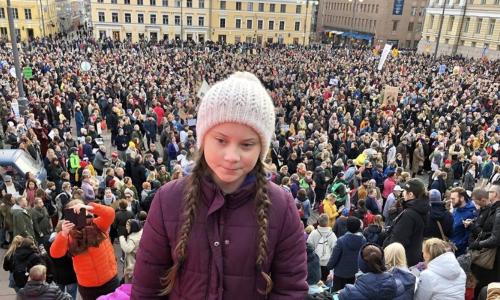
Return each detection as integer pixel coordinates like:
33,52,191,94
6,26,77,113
160,153,273,296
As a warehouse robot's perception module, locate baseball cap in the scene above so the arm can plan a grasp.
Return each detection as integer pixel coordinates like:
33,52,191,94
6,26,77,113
401,178,426,198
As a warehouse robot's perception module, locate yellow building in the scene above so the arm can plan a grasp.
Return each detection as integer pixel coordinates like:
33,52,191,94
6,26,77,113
418,0,500,59
90,0,316,45
0,0,59,41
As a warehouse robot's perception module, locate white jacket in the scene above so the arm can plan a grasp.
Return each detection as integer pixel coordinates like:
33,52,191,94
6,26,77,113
414,252,466,300
307,226,337,266
119,229,143,273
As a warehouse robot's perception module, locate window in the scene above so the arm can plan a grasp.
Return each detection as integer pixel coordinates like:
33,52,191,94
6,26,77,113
97,0,103,2
162,15,168,24
162,0,168,6
279,21,285,30
448,16,454,31
471,41,476,47
175,0,180,7
236,19,241,28
236,2,242,10
416,22,422,32
392,20,398,31
125,0,130,4
408,22,414,31
258,20,263,29
410,7,417,16
23,8,32,20
296,5,302,13
445,38,449,44
137,0,143,5
476,18,482,34
429,15,434,29
150,0,156,5
112,12,119,23
235,36,241,43
198,16,204,26
187,0,192,7
124,13,131,23
247,19,252,29
280,4,286,13
270,4,275,12
150,14,156,24
199,0,204,8
0,8,4,18
138,13,144,23
12,8,18,19
294,21,300,31
268,20,274,30
247,2,253,11
258,3,264,12
488,19,495,35
460,40,465,45
220,18,226,28
464,17,470,32
496,0,500,4
126,33,132,40
480,0,485,3
220,1,226,10
98,12,105,22
186,16,192,25
175,15,180,25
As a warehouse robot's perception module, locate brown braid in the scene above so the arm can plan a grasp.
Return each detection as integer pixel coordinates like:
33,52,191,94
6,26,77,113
159,154,206,296
254,161,273,295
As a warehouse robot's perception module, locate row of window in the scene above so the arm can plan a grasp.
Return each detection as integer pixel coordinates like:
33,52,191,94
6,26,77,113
323,15,378,30
324,2,379,14
98,11,206,26
428,16,496,36
0,8,32,20
97,0,303,13
219,18,299,31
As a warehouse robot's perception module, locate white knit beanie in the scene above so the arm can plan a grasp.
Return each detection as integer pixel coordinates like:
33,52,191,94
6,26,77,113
196,72,275,161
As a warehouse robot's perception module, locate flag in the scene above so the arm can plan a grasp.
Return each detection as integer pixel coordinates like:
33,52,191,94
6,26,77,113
392,48,399,58
377,44,392,71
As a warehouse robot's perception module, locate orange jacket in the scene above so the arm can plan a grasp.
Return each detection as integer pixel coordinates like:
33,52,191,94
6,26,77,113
50,203,117,287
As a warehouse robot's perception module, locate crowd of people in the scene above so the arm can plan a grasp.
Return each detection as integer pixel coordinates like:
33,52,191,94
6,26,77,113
0,29,498,299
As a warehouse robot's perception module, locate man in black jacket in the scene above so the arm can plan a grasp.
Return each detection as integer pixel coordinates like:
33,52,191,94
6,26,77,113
383,178,429,266
17,264,72,300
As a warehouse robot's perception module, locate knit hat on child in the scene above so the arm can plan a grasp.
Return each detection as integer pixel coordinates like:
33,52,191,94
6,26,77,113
196,72,276,161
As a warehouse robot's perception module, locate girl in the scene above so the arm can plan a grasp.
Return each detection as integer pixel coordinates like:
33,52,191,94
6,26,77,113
3,235,24,292
119,219,143,283
132,72,307,299
50,199,118,300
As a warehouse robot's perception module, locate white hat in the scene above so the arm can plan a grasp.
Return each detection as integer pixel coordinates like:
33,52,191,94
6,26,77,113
196,72,275,161
393,185,403,192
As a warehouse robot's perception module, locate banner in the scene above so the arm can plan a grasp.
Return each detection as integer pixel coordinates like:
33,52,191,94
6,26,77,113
377,44,392,71
393,0,405,15
382,85,399,108
197,80,210,99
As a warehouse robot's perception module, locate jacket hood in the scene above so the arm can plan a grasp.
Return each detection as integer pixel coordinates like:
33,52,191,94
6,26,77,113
19,281,49,297
404,198,430,215
456,200,476,215
427,252,463,280
317,226,334,235
430,202,448,220
15,246,37,261
365,224,382,234
343,232,366,251
349,272,397,299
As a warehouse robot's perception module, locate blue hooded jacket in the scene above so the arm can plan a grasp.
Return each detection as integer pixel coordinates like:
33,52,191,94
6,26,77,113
327,232,366,278
339,272,399,300
451,200,477,256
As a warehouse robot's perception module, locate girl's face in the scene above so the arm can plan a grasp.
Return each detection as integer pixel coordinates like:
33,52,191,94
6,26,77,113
204,123,261,193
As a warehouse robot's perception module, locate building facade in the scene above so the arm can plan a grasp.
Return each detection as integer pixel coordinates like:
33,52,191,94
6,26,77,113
90,0,316,45
0,0,59,41
317,0,428,49
418,0,500,59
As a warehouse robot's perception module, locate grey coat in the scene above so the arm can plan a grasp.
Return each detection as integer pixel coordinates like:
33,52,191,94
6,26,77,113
11,205,35,239
16,281,72,300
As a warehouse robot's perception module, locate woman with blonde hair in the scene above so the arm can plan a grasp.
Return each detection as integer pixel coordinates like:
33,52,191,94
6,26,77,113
3,235,24,291
384,243,416,300
414,238,466,300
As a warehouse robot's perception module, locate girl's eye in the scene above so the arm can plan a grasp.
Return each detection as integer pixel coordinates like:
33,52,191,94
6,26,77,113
242,143,254,148
216,138,225,144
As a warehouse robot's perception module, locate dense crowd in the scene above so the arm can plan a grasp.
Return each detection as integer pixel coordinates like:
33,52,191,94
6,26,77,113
0,30,498,300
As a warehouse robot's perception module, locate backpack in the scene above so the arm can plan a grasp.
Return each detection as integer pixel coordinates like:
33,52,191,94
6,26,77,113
141,188,158,212
314,231,333,262
54,192,69,214
318,202,325,214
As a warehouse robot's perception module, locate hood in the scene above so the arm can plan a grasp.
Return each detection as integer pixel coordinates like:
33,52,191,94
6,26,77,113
428,252,463,280
404,198,430,216
430,202,448,220
456,200,476,215
11,204,23,211
14,246,37,261
343,232,366,250
317,226,334,235
352,273,397,299
365,224,381,234
19,281,49,297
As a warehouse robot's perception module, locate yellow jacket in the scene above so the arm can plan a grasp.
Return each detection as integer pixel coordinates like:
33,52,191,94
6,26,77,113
322,199,339,228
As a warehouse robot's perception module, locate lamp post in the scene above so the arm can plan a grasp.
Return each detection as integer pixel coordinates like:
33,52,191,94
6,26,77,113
348,0,363,49
180,0,184,49
39,0,46,37
299,0,318,46
433,0,446,59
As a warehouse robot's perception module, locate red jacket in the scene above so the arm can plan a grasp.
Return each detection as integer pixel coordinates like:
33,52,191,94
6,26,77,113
132,176,308,299
382,177,397,199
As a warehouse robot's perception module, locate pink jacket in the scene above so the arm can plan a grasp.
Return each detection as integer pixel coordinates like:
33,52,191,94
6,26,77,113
97,284,131,300
382,177,397,199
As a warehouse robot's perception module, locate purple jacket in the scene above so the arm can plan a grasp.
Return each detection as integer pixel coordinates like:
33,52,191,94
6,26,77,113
131,176,308,299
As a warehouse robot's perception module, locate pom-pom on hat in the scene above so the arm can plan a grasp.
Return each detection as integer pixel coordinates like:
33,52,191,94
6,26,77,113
196,72,276,161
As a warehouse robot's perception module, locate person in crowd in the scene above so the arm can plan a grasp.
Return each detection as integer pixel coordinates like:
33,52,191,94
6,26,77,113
363,214,385,246
93,145,110,176
0,194,15,248
113,200,135,244
119,219,143,283
1,175,23,198
383,178,429,267
339,243,408,300
414,238,466,300
50,200,118,300
333,208,350,238
3,236,24,292
23,179,39,208
307,214,337,281
16,264,73,300
327,216,366,291
132,72,308,299
30,197,52,245
449,187,477,256
424,189,453,239
12,237,43,290
382,185,403,222
383,242,416,300
296,189,311,228
469,183,500,297
12,197,35,239
322,193,339,228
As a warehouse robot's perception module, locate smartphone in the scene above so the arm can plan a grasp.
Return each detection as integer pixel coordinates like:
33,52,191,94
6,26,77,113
63,208,87,229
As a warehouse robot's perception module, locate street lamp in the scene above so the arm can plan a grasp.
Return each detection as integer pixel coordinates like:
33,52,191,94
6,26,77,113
348,0,363,49
298,0,318,46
